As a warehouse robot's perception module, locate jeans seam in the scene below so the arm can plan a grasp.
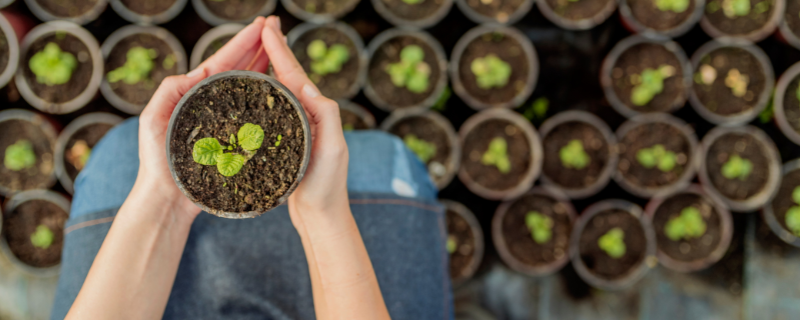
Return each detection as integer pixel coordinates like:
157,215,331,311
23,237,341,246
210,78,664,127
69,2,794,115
349,199,441,213
64,217,115,235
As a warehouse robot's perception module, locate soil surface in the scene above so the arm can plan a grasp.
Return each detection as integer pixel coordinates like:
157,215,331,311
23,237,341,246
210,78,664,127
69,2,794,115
292,27,359,100
35,0,99,17
447,208,476,281
501,194,571,268
465,0,525,22
542,121,608,190
200,35,234,64
0,31,8,77
106,32,179,109
610,43,684,113
458,31,529,106
121,0,177,15
693,47,766,116
340,109,369,130
626,0,695,31
782,75,800,135
546,0,613,21
771,169,800,234
378,0,445,21
786,0,800,38
64,123,113,181
3,200,68,268
618,122,691,190
368,35,441,108
0,120,55,192
170,77,306,214
293,0,354,15
705,132,769,201
462,119,531,191
202,0,267,20
579,209,646,280
704,0,775,36
653,193,723,262
388,115,452,183
23,33,93,104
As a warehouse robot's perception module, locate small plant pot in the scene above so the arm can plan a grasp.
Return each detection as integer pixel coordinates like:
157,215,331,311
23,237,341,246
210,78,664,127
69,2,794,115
762,158,800,248
458,108,543,200
455,0,533,24
644,184,733,272
110,0,187,25
569,199,657,291
539,110,617,200
101,25,188,115
600,35,692,118
492,186,576,276
0,109,58,196
614,113,699,198
190,23,245,70
697,125,781,212
450,24,538,111
535,0,617,30
364,28,448,112
0,0,13,8
166,71,311,219
700,0,784,42
0,12,19,89
442,199,484,285
778,4,800,50
55,112,123,195
24,0,107,25
282,0,360,23
773,61,800,146
381,108,460,189
688,38,774,126
0,189,70,277
338,100,375,130
193,0,277,26
371,0,453,28
288,22,366,101
15,21,103,114
618,0,705,37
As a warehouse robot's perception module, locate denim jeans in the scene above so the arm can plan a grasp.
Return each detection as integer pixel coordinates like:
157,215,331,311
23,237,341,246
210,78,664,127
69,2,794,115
51,118,452,320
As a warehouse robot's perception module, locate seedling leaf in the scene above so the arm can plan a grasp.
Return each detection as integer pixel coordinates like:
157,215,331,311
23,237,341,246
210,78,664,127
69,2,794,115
525,211,553,244
385,45,431,93
636,144,678,172
482,137,511,174
193,138,224,165
216,153,246,177
238,123,265,151
721,154,752,180
107,47,157,85
665,206,707,241
630,65,674,106
446,235,457,254
29,42,77,86
786,206,800,237
792,186,800,204
559,139,590,170
30,225,54,249
598,227,626,258
5,140,37,171
471,54,512,89
404,134,437,163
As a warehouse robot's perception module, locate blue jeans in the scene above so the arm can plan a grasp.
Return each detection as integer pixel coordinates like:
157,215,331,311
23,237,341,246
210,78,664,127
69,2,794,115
51,118,452,320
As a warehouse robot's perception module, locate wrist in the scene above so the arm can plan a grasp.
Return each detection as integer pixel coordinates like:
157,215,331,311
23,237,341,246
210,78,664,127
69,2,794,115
121,168,200,226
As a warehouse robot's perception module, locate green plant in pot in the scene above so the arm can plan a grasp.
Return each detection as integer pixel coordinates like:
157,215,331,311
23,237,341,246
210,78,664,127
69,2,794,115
481,137,510,174
636,144,678,172
192,123,265,177
446,235,458,254
385,45,430,94
559,139,590,170
4,140,36,171
656,0,690,12
630,65,675,107
721,154,752,181
107,47,157,85
29,42,78,86
784,186,800,237
525,211,553,244
598,227,626,258
307,40,350,84
471,54,511,90
404,134,436,163
665,206,707,241
30,225,54,249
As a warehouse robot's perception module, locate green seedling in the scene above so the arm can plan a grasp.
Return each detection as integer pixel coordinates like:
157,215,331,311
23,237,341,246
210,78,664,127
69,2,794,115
192,123,265,177
521,97,549,121
30,225,54,249
404,134,436,163
107,47,157,85
525,211,553,244
759,90,774,123
796,83,800,103
753,0,770,13
471,54,512,90
343,123,354,131
4,139,36,171
307,40,350,82
722,0,750,17
598,227,626,259
559,139,590,170
785,186,800,237
630,65,675,106
636,144,678,172
163,53,176,69
66,140,91,170
721,154,752,181
403,0,424,4
431,86,451,112
656,0,690,12
385,45,431,94
725,69,748,98
665,206,707,241
29,42,77,86
446,235,458,254
481,137,511,174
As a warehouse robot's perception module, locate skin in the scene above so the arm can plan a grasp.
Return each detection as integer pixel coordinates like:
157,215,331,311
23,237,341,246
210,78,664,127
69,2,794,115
66,16,391,320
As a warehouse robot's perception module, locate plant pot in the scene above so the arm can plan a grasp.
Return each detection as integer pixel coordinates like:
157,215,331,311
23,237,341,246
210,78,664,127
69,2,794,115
282,0,360,23
364,28,448,112
288,22,366,101
688,38,774,126
100,25,188,115
778,3,800,50
190,23,245,70
372,0,453,28
381,108,460,189
442,199,484,285
166,71,311,219
700,0,784,42
569,199,657,290
455,0,533,24
773,61,800,146
15,21,103,114
697,125,781,212
0,109,58,196
600,35,692,118
539,110,617,199
338,100,375,130
644,184,732,272
450,24,538,111
193,0,277,26
618,0,705,37
535,0,617,30
54,112,123,195
0,11,19,89
24,0,107,25
762,158,800,248
0,189,70,277
614,113,698,198
492,186,576,276
110,0,188,25
458,108,543,200
0,0,13,8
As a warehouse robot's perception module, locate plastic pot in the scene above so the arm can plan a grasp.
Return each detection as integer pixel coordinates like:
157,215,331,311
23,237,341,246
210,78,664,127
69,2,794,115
190,23,245,70
0,0,13,8
696,125,781,212
192,0,277,26
442,199,484,285
614,113,698,198
0,11,19,89
773,61,800,146
338,100,376,129
492,186,576,276
457,108,543,200
100,25,188,115
371,0,453,28
15,21,103,114
283,0,360,23
450,24,538,111
644,184,733,272
600,34,692,118
539,110,617,199
25,0,107,25
0,189,70,277
166,71,311,219
536,0,617,30
0,109,58,196
762,158,800,248
699,0,784,42
380,108,460,189
618,0,704,38
569,199,657,291
455,0,533,24
778,12,800,50
688,38,774,126
110,0,188,25
55,112,123,195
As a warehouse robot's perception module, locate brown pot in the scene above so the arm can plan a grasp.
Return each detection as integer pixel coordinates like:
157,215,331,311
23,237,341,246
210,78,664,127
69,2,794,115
761,158,800,248
54,112,124,195
442,199,484,285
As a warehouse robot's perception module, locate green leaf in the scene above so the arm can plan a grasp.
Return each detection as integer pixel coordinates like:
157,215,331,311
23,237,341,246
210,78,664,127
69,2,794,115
431,86,451,112
598,227,626,258
30,225,54,249
665,206,707,241
446,235,457,254
482,137,511,173
30,42,78,86
656,0,690,12
630,65,672,106
107,47,157,85
307,40,327,61
637,144,677,172
385,46,430,92
4,139,36,171
404,134,437,163
237,123,265,151
792,186,800,204
216,153,246,177
559,139,590,170
722,154,753,180
471,54,512,89
786,206,800,237
796,84,800,103
193,138,223,165
525,211,554,244
400,45,424,64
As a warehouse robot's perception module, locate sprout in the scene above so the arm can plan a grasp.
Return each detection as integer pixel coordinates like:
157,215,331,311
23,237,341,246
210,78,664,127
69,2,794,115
107,47,157,85
656,0,690,12
431,86,451,112
403,0,424,4
665,206,707,241
385,45,431,94
724,69,749,98
4,139,36,171
525,211,553,244
522,97,549,121
481,137,511,174
307,40,350,82
163,53,176,70
722,0,751,17
471,54,512,90
694,64,717,85
30,225,54,249
630,65,675,106
29,42,78,86
784,186,800,237
404,134,437,163
598,227,626,258
636,144,678,172
446,235,458,254
559,139,590,170
66,140,91,171
721,154,753,181
796,83,800,103
192,123,264,177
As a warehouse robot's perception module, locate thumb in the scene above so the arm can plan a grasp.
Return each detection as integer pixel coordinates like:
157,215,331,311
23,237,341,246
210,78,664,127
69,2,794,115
141,68,208,123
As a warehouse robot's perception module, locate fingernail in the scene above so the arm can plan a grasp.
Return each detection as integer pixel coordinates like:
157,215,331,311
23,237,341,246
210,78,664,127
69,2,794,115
273,17,281,32
187,67,204,78
302,83,319,98
283,36,288,44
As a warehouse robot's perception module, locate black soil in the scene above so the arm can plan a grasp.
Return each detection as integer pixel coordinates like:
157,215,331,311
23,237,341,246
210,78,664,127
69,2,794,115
64,123,113,181
368,35,441,109
786,0,800,38
3,200,68,268
340,109,369,130
693,47,766,116
106,33,179,109
501,194,571,268
388,116,452,183
626,0,695,31
465,0,525,22
23,33,93,104
462,119,531,191
200,35,234,64
458,32,530,106
704,0,775,36
202,0,267,20
170,77,306,214
35,0,99,17
542,121,609,190
121,0,177,15
610,43,685,113
292,27,360,100
292,0,356,15
771,169,800,234
705,133,769,201
653,193,723,262
618,122,692,190
0,120,54,192
782,76,800,135
546,0,613,21
579,209,646,280
378,0,446,21
447,209,476,280
0,30,8,76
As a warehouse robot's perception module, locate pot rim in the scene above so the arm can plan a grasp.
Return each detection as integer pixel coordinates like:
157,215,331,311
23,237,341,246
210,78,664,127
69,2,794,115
762,158,800,248
535,0,617,30
0,109,58,196
192,0,277,26
778,16,800,50
25,0,107,25
54,112,124,195
618,0,705,38
772,61,800,146
454,0,531,25
337,99,376,129
0,12,19,89
441,199,484,285
110,0,188,25
283,0,359,23
699,0,785,43
190,23,246,70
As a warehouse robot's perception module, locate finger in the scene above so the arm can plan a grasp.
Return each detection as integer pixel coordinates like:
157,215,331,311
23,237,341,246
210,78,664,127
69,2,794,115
261,16,312,96
245,51,270,73
234,47,267,70
198,17,267,75
142,68,208,123
299,83,342,137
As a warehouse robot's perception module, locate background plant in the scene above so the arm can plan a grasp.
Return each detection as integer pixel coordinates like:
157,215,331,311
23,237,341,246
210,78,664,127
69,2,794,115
29,42,77,86
636,144,677,172
656,0,689,12
404,134,436,163
30,225,54,249
385,45,430,93
784,186,800,237
108,47,157,85
630,65,675,106
193,123,265,177
598,227,626,258
525,211,553,244
4,140,36,171
560,139,590,170
66,140,91,170
665,206,707,241
722,154,752,181
725,69,748,98
446,235,458,254
307,40,350,83
481,137,510,173
471,54,511,90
